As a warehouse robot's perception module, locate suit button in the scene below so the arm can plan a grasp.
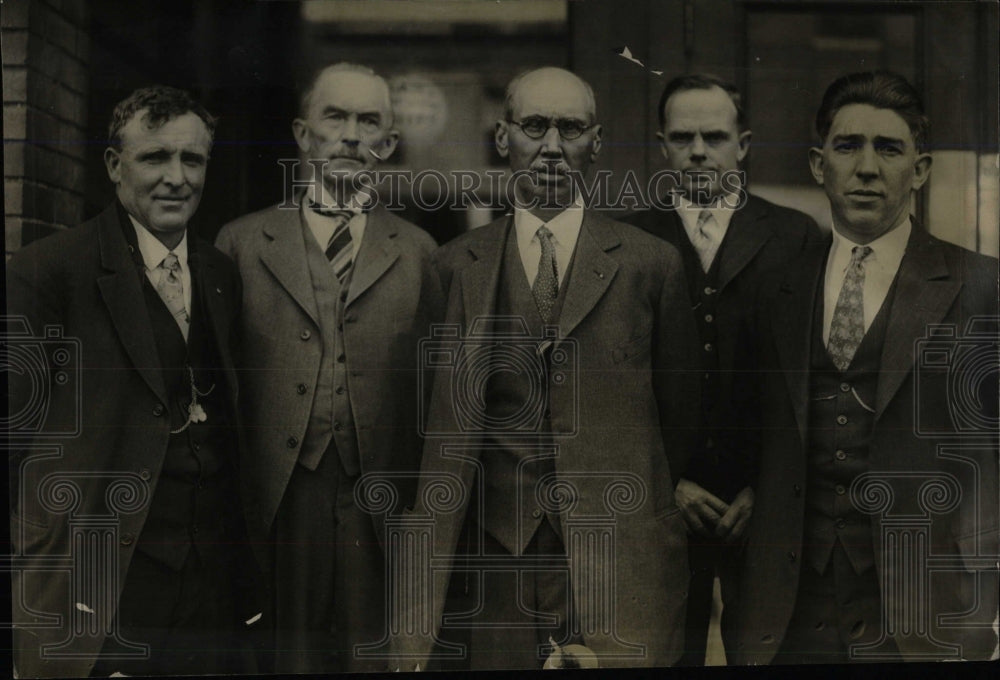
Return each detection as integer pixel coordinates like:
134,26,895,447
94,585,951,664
333,421,342,432
788,551,796,562
703,343,714,352
139,468,151,481
337,353,346,363
761,634,775,644
835,450,847,461
704,372,711,380
835,485,846,495
300,330,311,341
836,518,846,530
287,436,299,448
152,404,165,417
297,383,308,395
836,415,848,425
335,386,345,395
704,314,714,323
120,533,135,547
793,484,801,497
840,382,851,393
531,509,542,519
704,286,716,296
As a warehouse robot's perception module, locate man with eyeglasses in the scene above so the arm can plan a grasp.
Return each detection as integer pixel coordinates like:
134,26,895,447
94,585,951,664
394,66,700,670
215,62,443,673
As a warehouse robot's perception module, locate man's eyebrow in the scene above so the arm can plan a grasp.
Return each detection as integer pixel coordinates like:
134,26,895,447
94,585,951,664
873,135,905,147
830,133,864,144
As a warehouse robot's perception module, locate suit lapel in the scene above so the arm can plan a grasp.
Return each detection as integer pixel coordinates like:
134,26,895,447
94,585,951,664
189,241,238,402
772,242,828,444
875,226,960,419
346,205,401,308
259,207,320,326
717,197,772,293
460,217,508,332
558,212,619,338
96,205,167,404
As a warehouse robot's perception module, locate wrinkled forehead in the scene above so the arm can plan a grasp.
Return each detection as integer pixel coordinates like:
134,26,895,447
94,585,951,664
307,70,393,117
826,103,915,145
510,72,595,123
120,110,212,150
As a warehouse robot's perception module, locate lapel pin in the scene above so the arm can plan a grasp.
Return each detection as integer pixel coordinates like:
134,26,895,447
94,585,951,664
595,270,604,279
216,287,222,294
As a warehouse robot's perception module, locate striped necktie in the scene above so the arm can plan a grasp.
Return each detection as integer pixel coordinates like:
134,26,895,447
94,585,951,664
314,207,355,284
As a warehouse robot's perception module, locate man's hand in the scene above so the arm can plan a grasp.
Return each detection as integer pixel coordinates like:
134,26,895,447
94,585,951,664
715,486,754,542
675,478,729,537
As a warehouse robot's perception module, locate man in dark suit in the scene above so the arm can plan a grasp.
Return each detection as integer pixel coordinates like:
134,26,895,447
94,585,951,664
624,74,822,665
215,62,443,674
394,66,700,670
7,86,252,677
732,70,999,664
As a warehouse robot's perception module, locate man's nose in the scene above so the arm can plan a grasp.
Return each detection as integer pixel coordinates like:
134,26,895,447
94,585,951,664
342,115,360,143
162,156,185,185
856,143,879,178
539,124,563,155
690,134,707,158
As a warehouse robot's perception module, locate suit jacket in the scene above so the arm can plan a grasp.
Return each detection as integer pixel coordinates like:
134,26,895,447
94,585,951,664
394,212,701,668
624,194,822,496
215,203,444,566
6,203,246,678
731,223,999,663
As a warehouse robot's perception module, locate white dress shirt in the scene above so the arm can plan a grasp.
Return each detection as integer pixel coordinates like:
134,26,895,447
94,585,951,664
823,217,911,344
513,197,584,288
130,216,192,316
301,183,367,259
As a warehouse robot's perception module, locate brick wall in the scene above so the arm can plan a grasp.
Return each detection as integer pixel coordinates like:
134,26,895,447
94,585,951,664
3,0,90,254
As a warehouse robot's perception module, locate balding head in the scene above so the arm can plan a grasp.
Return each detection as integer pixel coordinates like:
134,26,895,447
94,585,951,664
503,67,598,125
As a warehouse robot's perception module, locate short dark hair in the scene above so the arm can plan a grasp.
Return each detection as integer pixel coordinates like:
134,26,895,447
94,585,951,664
657,73,746,131
108,85,216,150
815,70,929,152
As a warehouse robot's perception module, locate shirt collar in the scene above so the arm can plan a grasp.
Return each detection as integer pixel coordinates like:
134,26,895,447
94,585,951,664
513,195,585,246
305,182,371,214
830,215,911,271
128,214,188,271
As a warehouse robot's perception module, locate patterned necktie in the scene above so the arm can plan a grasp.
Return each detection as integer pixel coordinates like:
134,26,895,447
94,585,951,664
827,245,873,372
318,209,355,284
532,225,559,323
690,209,720,272
156,252,189,341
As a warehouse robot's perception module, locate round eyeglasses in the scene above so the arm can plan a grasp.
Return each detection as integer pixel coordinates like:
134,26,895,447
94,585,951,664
508,116,595,141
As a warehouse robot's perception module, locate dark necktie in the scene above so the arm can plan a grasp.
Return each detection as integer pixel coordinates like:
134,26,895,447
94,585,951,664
313,205,355,284
827,245,873,371
532,225,559,323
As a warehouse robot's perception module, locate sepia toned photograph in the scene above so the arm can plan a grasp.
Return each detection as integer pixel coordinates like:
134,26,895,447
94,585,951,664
3,0,998,676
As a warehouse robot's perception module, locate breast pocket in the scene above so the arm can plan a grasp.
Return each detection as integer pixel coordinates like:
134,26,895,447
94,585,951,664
612,326,653,364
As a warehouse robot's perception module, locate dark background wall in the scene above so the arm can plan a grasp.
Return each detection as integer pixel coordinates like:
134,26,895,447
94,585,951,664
4,0,998,255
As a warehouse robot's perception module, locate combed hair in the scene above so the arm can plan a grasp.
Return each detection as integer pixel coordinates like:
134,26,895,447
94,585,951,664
815,70,929,152
657,73,746,131
108,85,216,149
298,62,391,122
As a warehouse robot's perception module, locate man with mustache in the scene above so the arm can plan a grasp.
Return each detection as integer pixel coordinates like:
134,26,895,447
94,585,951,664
394,66,700,670
7,86,254,677
732,70,998,663
623,74,822,666
215,62,443,673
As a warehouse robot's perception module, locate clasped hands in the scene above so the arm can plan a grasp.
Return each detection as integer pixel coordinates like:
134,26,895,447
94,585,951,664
675,479,754,541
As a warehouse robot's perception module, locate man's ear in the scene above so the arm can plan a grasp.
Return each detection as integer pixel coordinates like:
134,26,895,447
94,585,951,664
377,129,400,162
104,147,122,184
589,125,603,162
494,120,510,159
736,129,752,163
911,152,933,191
292,119,311,154
808,146,825,186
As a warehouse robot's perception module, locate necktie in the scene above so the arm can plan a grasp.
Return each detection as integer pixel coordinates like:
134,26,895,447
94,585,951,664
156,252,189,341
318,209,355,284
691,209,720,272
827,245,873,372
532,225,559,323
